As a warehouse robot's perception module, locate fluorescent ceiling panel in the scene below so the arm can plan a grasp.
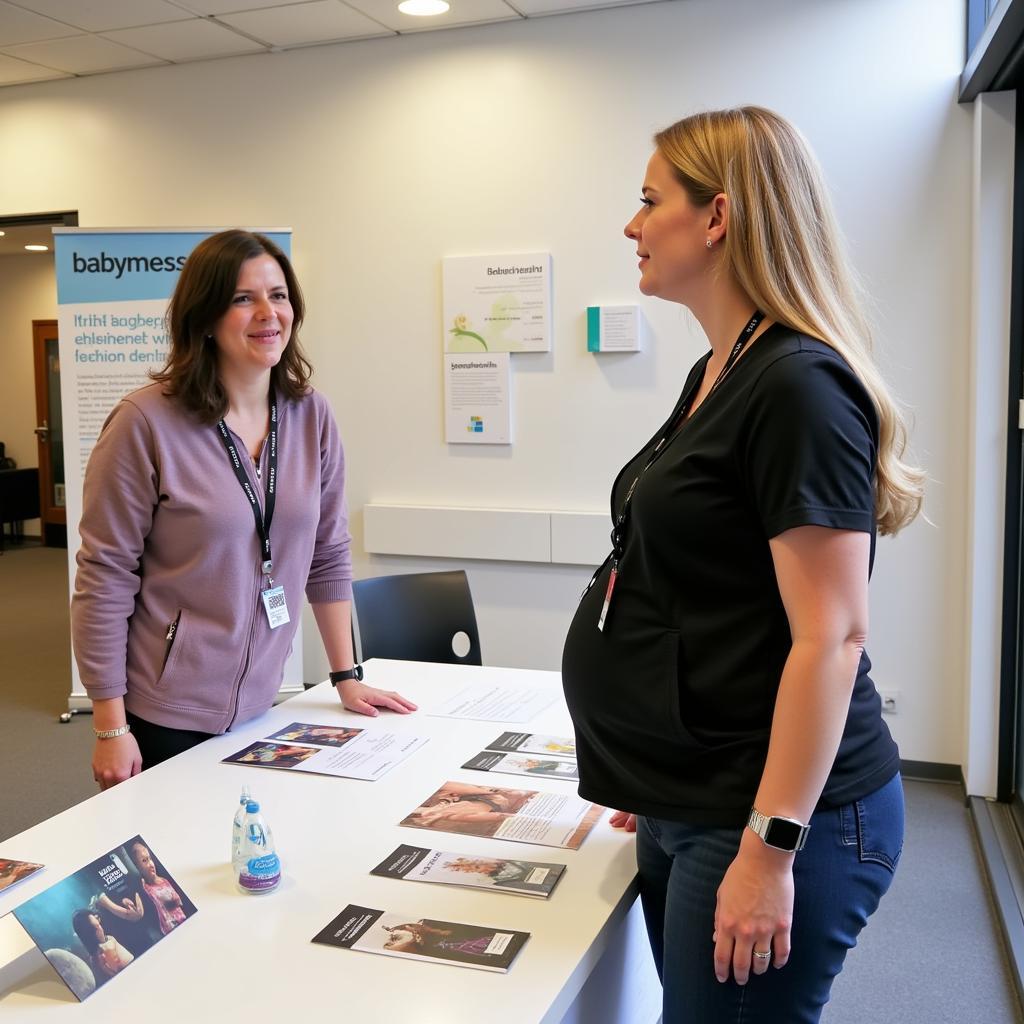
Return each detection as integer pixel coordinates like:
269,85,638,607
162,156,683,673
102,19,267,61
9,0,194,32
218,1,392,47
1,33,163,72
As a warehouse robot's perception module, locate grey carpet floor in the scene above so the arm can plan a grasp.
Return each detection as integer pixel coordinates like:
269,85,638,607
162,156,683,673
1,545,1021,1021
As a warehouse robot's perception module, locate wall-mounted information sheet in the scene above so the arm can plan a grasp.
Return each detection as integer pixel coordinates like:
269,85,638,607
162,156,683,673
443,252,551,353
443,352,511,444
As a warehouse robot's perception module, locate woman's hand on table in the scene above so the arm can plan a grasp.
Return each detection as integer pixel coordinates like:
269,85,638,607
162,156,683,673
92,733,143,789
336,679,418,717
609,810,637,832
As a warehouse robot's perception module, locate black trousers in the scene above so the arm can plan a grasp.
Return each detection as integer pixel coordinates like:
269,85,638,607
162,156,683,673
126,712,214,769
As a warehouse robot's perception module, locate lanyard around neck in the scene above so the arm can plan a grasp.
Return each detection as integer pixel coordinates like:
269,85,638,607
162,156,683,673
596,310,765,631
215,391,278,580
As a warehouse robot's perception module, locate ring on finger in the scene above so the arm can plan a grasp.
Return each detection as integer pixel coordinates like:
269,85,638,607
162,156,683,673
753,949,772,961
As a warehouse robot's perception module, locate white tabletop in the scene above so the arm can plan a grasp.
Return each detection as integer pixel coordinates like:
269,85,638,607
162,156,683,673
0,660,656,1022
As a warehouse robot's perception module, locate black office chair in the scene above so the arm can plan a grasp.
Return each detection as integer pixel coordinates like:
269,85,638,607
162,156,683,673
352,570,482,666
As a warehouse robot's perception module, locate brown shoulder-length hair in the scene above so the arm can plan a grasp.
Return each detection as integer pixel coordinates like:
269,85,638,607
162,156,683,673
152,229,311,422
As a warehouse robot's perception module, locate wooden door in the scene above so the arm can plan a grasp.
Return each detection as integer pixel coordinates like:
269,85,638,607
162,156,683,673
32,319,66,544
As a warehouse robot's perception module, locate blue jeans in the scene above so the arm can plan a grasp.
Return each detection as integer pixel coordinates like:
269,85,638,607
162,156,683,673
636,773,904,1023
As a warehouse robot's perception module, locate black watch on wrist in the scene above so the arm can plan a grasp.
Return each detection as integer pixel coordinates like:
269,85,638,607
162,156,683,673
329,664,364,685
747,807,810,852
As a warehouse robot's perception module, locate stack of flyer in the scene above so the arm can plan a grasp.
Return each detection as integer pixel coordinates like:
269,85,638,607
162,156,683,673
462,731,578,781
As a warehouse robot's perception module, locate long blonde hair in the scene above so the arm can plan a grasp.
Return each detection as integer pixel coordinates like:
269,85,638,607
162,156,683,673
654,107,923,535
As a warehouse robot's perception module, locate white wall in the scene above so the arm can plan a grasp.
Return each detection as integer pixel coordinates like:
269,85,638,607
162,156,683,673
0,0,971,764
0,252,57,536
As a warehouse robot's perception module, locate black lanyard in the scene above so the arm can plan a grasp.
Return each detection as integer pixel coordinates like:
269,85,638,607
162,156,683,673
596,310,765,631
216,391,278,580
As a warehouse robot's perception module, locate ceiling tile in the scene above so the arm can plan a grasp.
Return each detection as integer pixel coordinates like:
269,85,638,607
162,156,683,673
173,0,322,13
509,0,658,12
218,1,392,47
344,0,520,33
0,1,78,46
0,50,69,83
9,0,195,32
1,33,164,72
102,18,267,61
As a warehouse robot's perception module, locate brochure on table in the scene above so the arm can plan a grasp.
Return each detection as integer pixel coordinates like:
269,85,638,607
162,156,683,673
222,721,428,780
372,844,565,899
401,781,603,850
12,836,195,1001
484,731,576,756
463,748,579,781
428,684,558,723
314,903,530,973
0,859,44,895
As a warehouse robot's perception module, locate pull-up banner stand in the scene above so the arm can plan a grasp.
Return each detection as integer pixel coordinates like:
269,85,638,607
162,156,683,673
53,228,301,716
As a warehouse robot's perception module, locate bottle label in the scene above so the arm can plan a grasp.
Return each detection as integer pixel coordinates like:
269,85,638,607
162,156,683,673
239,853,281,892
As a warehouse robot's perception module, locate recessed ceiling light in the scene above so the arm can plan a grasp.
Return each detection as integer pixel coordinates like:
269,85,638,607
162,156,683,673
398,0,450,15
0,231,5,237
25,244,49,252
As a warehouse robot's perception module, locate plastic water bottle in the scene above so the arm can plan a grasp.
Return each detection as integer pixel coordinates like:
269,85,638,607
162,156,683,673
230,785,252,870
236,800,281,895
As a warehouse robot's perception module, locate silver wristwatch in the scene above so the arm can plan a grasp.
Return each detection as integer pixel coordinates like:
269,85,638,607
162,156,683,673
747,807,810,852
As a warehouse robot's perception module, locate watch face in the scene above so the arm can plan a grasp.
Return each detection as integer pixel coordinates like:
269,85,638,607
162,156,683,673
764,817,804,851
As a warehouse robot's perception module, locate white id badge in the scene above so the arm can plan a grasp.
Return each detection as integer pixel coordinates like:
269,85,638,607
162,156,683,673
261,586,290,629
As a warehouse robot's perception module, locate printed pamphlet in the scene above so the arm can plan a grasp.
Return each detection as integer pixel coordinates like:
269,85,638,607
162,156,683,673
313,903,529,972
462,749,578,781
400,781,603,850
222,722,428,781
0,858,44,894
371,844,565,899
12,836,196,1001
483,731,576,757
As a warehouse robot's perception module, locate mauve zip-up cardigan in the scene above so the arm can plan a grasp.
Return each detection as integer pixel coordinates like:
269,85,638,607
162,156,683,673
71,382,352,734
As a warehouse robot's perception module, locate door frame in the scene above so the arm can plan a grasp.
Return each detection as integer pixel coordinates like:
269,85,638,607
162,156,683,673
32,319,66,535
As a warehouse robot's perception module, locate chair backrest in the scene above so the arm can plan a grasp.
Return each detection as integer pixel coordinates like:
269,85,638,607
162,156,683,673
352,570,482,666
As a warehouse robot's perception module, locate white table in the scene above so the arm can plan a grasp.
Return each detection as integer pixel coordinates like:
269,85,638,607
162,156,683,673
0,660,661,1022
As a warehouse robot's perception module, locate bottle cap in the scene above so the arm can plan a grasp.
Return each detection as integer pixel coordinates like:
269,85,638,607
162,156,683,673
246,800,260,812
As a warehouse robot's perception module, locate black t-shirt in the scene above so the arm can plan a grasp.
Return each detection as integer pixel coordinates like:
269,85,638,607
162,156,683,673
561,325,899,826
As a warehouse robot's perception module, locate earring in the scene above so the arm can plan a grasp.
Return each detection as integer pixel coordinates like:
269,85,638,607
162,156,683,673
706,239,713,249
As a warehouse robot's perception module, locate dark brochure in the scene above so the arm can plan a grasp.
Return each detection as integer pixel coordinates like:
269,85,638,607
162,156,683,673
12,836,196,1001
313,903,529,972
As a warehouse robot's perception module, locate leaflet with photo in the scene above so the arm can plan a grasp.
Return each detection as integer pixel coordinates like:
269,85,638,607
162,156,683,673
0,858,44,895
400,781,603,850
371,844,565,899
12,836,196,1002
484,731,576,757
463,749,579,781
313,903,529,973
223,722,428,780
